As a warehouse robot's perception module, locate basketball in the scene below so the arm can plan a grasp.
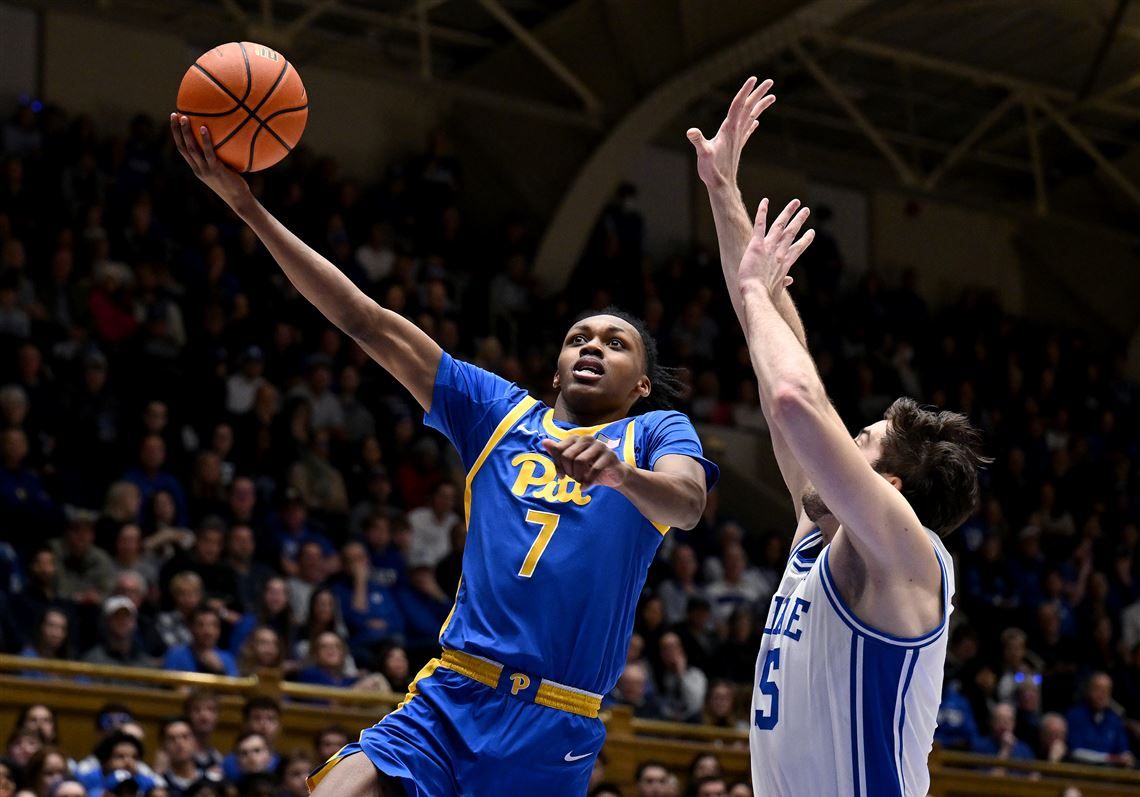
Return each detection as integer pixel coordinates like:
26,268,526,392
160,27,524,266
175,41,308,173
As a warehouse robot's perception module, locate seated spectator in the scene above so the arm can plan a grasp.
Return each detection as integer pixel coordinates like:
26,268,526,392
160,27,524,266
77,734,158,797
1065,672,1134,767
376,646,412,695
0,428,59,538
236,626,285,676
224,524,273,614
14,705,58,746
276,752,312,797
72,705,136,780
657,544,704,626
995,628,1041,703
348,465,396,539
24,747,69,797
81,596,154,669
1013,675,1043,750
20,608,72,672
230,734,272,779
704,543,772,626
6,728,42,768
688,752,721,784
156,719,205,797
360,514,406,590
122,435,187,525
221,699,281,782
609,662,662,720
293,588,351,668
162,607,237,677
634,762,669,797
701,681,744,731
181,691,223,777
311,727,349,770
156,573,203,650
11,547,66,641
589,784,622,797
406,482,458,569
1038,712,1069,763
971,703,1035,761
51,509,115,606
285,544,327,626
293,632,357,689
691,777,727,797
109,525,159,589
657,632,707,724
158,520,240,621
230,577,293,656
287,431,348,518
46,781,86,797
334,542,404,668
715,608,761,685
398,560,451,654
727,783,752,797
272,491,334,576
935,682,979,751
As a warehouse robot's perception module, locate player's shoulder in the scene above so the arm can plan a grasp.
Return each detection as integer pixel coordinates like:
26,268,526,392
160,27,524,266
633,408,696,431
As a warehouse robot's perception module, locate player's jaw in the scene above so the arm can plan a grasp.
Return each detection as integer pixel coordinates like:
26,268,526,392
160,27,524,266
553,314,649,421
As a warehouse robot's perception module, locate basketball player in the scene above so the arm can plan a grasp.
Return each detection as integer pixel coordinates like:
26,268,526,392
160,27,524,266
689,79,987,795
171,114,717,797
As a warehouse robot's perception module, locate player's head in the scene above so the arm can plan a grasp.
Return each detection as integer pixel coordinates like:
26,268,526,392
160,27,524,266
555,307,679,418
801,398,989,536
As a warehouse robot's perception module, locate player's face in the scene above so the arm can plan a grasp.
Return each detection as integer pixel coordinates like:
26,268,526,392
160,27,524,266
554,315,649,418
801,420,892,523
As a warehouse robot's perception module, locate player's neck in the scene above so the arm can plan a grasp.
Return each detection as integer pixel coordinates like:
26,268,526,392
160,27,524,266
551,396,630,427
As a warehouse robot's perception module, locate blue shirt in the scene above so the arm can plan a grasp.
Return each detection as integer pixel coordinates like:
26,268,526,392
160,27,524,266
123,468,188,525
333,581,405,645
222,752,279,782
971,734,1035,760
162,644,238,677
425,353,718,694
1066,703,1130,761
934,687,978,750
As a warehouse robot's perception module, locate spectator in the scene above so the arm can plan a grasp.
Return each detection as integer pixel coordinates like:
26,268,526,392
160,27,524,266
726,784,752,797
287,431,348,518
609,662,662,720
289,355,344,435
285,544,327,626
1065,672,1134,766
158,520,240,617
1038,712,1069,763
162,607,237,677
293,632,357,689
293,588,351,666
704,543,772,626
701,681,744,731
24,747,68,797
657,545,704,627
221,700,280,782
276,752,312,797
0,761,18,797
0,428,59,537
52,509,115,605
19,608,71,671
226,347,267,416
406,482,458,569
225,524,273,613
230,734,272,778
231,577,293,657
691,778,726,797
77,734,157,797
335,541,404,667
14,705,58,746
657,632,707,724
272,492,333,574
995,628,1041,703
181,691,223,777
156,572,203,650
236,626,285,676
47,781,86,797
634,762,670,797
310,727,349,770
6,729,42,768
108,525,159,589
376,646,412,695
935,683,979,751
971,703,1035,761
398,560,451,654
122,435,187,525
590,785,622,797
82,596,154,669
688,753,721,783
156,719,204,797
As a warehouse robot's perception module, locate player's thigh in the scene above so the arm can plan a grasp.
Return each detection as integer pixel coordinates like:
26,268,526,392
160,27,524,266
310,750,406,797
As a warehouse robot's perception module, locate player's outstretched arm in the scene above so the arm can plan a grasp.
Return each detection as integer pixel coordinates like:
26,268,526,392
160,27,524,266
736,200,939,580
171,114,441,411
688,79,811,519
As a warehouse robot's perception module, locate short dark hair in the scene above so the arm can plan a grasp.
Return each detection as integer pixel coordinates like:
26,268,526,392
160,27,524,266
158,717,192,741
234,731,268,751
875,398,990,536
635,760,669,781
572,307,680,413
242,696,280,719
589,784,624,797
312,725,350,748
182,689,218,713
95,732,143,764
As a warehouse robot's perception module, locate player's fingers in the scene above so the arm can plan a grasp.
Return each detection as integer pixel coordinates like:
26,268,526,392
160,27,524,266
783,207,811,243
728,76,758,121
178,116,208,172
685,128,710,153
746,92,776,122
754,198,769,238
199,126,219,168
783,276,794,287
170,114,196,169
768,199,801,240
786,229,816,262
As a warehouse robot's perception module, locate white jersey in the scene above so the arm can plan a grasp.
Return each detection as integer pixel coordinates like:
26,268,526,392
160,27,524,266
749,528,954,797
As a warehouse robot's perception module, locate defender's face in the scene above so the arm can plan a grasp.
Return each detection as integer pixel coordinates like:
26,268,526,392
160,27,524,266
554,315,649,415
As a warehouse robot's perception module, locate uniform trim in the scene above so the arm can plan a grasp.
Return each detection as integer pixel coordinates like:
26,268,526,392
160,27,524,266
620,419,669,536
540,408,611,440
438,649,602,718
395,657,442,710
465,395,538,526
819,545,948,649
789,529,823,560
896,649,920,794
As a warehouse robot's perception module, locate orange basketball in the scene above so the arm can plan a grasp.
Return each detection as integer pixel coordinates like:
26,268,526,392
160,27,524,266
176,42,308,173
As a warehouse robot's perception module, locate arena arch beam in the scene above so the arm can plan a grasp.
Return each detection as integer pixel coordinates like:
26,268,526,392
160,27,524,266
532,0,872,293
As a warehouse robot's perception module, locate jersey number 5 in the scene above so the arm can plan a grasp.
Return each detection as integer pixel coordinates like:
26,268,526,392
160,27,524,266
519,510,560,577
754,648,780,730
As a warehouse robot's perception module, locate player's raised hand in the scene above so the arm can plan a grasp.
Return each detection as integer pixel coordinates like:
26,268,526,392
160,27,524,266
170,113,253,210
738,198,815,295
686,76,775,190
541,436,628,489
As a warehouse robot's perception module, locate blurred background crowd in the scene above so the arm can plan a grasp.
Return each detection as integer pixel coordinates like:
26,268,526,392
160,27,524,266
0,94,1138,797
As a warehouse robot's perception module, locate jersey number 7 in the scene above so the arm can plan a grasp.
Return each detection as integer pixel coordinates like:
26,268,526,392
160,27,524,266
519,510,560,577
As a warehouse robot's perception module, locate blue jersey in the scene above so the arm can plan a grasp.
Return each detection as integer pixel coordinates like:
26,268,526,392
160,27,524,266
424,353,718,695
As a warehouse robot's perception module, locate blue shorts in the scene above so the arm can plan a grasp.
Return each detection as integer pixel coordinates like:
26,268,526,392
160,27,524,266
308,660,606,797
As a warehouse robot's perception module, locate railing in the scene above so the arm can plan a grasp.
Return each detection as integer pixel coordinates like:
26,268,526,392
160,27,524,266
3,656,1140,795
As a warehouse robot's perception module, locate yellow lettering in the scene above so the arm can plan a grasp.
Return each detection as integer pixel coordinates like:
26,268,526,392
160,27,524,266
509,673,531,695
510,453,592,506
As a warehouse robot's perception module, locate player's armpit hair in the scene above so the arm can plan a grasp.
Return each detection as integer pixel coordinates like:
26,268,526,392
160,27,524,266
876,397,993,537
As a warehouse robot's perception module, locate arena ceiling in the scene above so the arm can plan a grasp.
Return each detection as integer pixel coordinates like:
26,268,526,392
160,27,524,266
12,0,1140,261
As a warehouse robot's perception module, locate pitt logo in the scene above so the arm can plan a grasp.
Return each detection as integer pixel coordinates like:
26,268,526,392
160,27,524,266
509,453,591,506
509,673,531,695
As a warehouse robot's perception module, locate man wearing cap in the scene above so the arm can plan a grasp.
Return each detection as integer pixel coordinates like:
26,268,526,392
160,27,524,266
52,508,116,605
82,596,155,669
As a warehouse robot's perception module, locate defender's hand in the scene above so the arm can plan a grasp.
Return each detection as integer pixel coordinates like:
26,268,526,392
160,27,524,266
170,113,254,210
687,76,775,190
738,198,814,296
541,437,628,489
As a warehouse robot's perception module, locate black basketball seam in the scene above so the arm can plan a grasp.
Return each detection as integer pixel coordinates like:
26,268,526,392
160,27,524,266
244,103,307,172
182,43,255,122
218,58,290,164
192,56,268,150
243,64,303,170
237,42,254,104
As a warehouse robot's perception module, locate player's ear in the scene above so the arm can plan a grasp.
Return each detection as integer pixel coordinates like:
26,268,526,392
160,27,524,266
552,372,560,390
881,472,903,492
638,375,651,398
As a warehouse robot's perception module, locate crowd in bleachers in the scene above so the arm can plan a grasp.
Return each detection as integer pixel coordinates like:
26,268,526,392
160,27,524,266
0,94,1138,796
